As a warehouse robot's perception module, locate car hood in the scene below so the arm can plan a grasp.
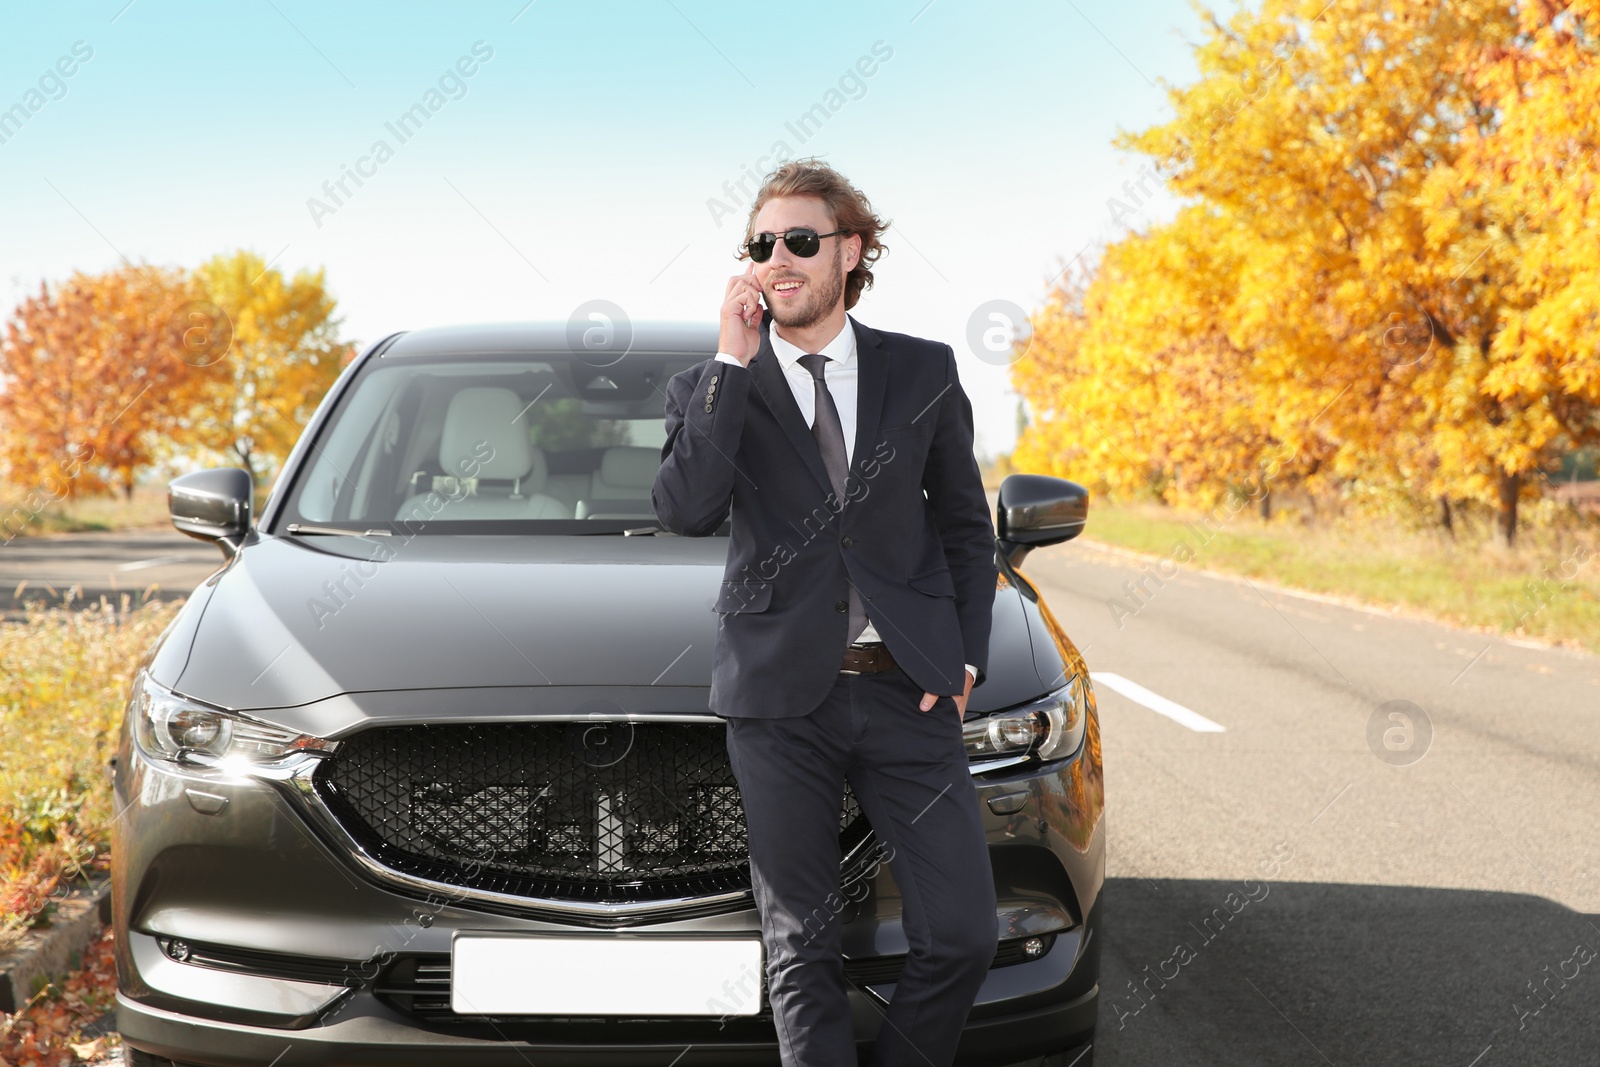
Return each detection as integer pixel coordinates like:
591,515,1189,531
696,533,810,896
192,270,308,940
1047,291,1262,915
171,533,1048,719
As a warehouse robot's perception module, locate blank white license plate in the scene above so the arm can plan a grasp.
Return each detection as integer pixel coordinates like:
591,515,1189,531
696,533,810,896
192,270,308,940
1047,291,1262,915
451,934,764,1016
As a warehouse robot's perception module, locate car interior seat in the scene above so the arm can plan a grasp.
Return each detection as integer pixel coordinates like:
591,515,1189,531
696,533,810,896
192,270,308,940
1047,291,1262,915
394,386,571,520
574,445,659,520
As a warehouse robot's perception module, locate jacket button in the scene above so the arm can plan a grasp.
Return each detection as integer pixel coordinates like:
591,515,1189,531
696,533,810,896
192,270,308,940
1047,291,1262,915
710,374,719,384
704,402,714,413
835,601,848,613
841,536,852,548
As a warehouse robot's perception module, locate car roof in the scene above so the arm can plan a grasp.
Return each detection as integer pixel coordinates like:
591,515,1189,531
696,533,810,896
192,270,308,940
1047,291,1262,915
380,320,720,359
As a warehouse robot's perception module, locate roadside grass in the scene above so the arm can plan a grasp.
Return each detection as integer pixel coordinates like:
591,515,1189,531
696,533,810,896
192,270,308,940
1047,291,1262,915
0,597,182,950
12,486,171,537
1079,501,1600,655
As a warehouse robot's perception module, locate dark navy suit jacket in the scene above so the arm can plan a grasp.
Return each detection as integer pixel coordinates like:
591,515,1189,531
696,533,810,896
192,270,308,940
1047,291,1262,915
651,312,997,719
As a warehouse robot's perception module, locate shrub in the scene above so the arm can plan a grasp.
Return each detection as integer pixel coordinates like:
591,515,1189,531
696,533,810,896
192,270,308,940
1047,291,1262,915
0,596,182,949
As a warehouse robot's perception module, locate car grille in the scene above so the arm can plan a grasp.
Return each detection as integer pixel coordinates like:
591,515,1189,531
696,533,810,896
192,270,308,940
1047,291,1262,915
312,721,870,907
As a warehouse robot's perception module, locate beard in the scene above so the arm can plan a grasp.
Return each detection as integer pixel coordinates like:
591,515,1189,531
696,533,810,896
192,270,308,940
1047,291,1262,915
768,242,845,330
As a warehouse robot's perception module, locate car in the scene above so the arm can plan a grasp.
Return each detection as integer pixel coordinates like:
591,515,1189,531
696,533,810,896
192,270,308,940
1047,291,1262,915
111,321,1105,1066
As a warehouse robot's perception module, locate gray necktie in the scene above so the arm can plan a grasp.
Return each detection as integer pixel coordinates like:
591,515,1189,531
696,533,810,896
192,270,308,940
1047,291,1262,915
798,353,867,645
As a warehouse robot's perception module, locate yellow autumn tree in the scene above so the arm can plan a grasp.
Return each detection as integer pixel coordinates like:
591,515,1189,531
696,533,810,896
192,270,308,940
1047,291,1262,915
1417,0,1600,544
1016,0,1588,541
176,250,352,488
1124,0,1522,505
1014,204,1329,512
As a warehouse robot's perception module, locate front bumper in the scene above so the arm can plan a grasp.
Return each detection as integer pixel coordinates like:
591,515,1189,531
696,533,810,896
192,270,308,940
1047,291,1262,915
113,716,1104,1066
117,980,1098,1066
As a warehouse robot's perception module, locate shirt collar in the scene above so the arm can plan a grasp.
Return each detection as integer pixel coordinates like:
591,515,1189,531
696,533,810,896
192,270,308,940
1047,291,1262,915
769,314,856,370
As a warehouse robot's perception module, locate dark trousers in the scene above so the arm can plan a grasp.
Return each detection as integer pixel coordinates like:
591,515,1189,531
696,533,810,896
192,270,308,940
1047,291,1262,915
724,662,998,1067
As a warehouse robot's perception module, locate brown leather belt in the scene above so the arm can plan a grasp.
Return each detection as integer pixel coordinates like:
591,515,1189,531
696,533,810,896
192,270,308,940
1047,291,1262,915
840,643,895,675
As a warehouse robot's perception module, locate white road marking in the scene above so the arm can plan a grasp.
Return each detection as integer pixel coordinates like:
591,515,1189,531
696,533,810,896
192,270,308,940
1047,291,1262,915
117,555,202,571
1090,672,1226,733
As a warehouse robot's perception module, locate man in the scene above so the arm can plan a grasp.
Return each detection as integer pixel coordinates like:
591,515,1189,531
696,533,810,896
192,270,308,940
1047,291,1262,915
651,158,998,1067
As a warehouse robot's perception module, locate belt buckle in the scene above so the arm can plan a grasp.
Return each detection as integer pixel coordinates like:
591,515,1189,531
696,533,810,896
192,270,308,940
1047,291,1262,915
839,667,863,676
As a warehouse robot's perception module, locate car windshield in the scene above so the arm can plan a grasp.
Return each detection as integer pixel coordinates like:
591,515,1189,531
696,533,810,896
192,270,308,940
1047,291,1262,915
273,350,720,535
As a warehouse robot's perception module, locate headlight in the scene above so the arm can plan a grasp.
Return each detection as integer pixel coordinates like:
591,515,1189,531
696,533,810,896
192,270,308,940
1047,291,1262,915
964,675,1088,769
130,669,336,772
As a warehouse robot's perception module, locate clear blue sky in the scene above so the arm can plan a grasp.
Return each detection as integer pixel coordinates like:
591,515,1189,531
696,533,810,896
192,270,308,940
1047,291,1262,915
1,0,1212,461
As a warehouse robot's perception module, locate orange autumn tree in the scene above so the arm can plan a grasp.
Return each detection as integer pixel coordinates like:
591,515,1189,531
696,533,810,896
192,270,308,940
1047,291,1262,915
174,249,352,489
0,264,215,504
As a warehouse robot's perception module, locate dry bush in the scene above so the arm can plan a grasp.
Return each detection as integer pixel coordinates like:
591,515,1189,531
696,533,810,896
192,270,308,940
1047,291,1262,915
0,596,183,948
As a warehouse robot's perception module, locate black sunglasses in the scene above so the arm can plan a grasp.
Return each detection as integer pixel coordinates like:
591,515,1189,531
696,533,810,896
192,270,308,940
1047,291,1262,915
743,227,848,263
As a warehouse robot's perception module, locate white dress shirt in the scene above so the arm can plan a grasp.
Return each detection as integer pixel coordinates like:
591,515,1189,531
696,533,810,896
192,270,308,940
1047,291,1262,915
715,323,976,686
719,317,862,464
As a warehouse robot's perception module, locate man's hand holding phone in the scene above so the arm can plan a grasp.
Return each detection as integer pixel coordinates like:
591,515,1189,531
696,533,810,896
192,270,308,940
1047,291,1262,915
719,263,764,367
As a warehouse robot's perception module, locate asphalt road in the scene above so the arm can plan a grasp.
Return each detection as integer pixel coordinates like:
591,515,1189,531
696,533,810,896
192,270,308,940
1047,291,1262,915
9,529,1599,1065
0,529,221,618
1022,538,1600,1067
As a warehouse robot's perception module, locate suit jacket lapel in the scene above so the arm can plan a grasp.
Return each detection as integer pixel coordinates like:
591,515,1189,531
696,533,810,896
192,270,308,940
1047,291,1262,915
849,313,886,481
750,319,835,499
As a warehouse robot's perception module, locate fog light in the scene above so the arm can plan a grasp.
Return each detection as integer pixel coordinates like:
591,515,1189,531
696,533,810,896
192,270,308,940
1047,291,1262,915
165,939,191,962
1022,937,1046,959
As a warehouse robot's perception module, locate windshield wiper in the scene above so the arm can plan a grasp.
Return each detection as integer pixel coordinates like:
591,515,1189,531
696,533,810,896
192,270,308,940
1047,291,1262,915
286,523,393,537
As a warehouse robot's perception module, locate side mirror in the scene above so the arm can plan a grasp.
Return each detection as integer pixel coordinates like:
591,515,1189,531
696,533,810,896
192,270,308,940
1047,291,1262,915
996,474,1088,568
169,468,253,558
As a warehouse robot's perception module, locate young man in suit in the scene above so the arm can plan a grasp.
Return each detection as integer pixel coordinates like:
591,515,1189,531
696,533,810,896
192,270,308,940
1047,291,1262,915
651,158,998,1067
